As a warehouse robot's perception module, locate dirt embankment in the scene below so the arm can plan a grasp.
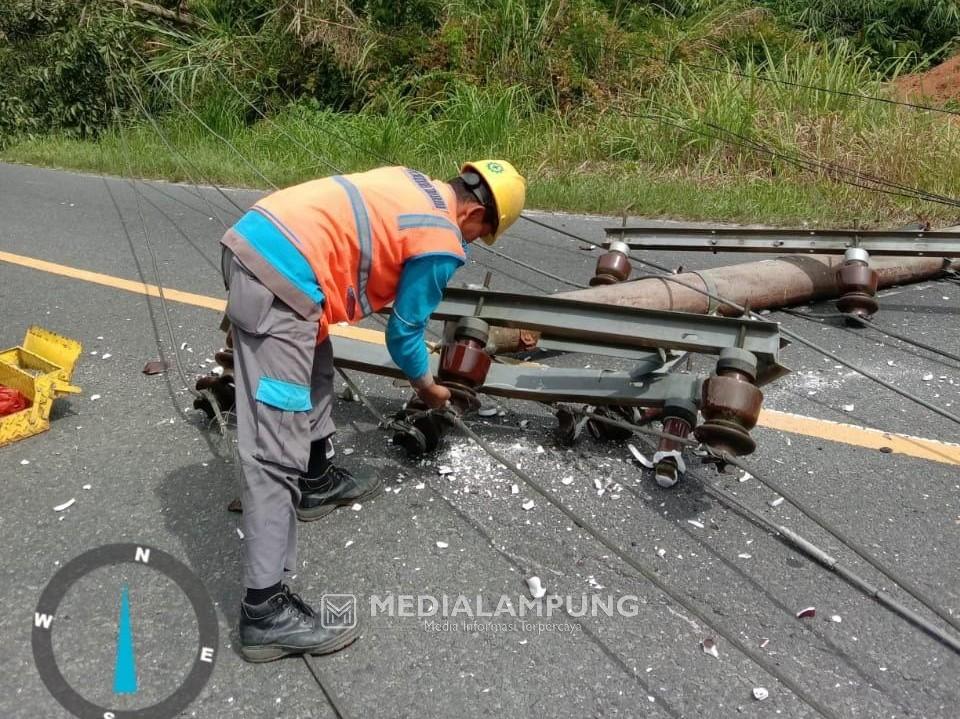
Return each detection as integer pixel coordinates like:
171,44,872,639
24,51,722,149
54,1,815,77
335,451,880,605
895,53,960,103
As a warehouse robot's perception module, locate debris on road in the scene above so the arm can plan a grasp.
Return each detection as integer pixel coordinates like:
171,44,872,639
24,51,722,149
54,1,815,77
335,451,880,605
521,499,535,511
700,637,720,658
438,465,453,476
478,406,498,417
796,606,817,619
752,687,769,701
351,503,362,511
768,497,784,508
627,444,654,468
830,615,842,623
53,498,76,512
526,576,546,598
142,360,169,375
687,520,705,529
436,541,449,549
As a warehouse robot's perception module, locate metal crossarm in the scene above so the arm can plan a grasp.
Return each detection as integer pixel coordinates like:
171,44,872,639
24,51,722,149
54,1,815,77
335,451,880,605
604,227,960,257
408,288,785,371
331,336,702,406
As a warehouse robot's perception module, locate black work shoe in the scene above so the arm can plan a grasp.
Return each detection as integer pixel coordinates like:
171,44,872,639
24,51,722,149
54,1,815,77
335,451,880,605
239,585,359,663
297,464,383,522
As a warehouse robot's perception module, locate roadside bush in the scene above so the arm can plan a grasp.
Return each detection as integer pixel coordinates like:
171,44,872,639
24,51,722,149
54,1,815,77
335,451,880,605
0,1,138,141
765,0,960,70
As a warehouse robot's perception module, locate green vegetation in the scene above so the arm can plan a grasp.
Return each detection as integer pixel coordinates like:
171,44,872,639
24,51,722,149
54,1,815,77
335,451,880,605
2,0,960,225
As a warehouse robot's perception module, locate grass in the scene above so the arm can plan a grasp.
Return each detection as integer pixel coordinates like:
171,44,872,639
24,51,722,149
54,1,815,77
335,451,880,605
0,120,943,227
4,39,960,227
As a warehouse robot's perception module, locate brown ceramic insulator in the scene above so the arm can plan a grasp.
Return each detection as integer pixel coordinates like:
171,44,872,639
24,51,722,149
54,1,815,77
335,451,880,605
695,349,763,456
836,251,879,318
438,339,492,388
659,416,692,454
589,247,632,286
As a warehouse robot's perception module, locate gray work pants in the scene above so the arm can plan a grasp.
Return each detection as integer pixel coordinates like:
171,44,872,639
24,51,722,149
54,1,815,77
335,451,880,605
222,250,335,589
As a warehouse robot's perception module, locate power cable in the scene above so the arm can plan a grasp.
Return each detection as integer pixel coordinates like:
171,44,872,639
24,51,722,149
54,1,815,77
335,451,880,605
123,75,245,220
334,370,684,717
783,307,960,365
620,432,960,678
577,409,960,644
132,47,281,190
134,35,960,613
631,112,960,208
476,242,588,289
209,64,342,175
445,413,839,719
845,314,960,365
695,117,960,207
336,364,837,717
125,39,960,697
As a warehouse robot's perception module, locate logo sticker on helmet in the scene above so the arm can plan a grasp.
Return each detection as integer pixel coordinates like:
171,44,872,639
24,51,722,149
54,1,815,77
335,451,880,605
486,162,504,173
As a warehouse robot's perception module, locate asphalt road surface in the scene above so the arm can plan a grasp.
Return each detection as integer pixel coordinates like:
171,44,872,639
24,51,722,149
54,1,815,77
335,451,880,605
1,162,958,719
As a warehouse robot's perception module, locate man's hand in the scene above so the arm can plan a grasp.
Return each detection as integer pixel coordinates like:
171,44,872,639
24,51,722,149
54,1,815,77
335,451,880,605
414,381,451,410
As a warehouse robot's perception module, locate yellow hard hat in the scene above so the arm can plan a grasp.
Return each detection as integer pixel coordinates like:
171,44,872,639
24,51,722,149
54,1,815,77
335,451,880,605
460,159,526,245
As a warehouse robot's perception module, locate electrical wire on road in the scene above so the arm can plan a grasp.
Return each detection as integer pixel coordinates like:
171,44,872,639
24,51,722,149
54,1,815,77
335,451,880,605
576,409,960,646
333,367,685,717
446,412,841,719
780,306,960,366
335,369,836,719
844,314,960,365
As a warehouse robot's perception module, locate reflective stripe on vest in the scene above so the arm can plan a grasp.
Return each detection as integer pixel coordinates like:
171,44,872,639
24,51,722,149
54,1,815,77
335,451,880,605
331,175,374,317
397,213,463,241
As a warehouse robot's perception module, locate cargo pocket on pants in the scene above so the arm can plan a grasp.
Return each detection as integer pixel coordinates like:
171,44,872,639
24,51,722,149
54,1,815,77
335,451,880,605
254,376,313,472
225,262,276,336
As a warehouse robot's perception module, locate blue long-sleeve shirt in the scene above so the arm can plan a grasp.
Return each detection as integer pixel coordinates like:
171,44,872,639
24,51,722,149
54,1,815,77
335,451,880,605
386,254,464,380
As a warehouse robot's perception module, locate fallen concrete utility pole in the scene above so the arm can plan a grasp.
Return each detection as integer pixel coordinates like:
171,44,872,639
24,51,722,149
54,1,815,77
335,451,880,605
489,254,952,352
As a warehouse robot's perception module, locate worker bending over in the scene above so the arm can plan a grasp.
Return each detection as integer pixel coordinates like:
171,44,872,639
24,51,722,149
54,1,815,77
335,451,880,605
220,160,525,661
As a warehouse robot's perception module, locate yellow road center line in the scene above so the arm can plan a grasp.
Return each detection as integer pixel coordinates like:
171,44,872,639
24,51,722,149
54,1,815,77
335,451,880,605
0,250,384,345
759,409,960,466
3,248,957,466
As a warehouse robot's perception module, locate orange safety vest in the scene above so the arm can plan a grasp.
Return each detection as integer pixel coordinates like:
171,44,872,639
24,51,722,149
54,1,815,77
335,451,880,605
227,167,466,342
